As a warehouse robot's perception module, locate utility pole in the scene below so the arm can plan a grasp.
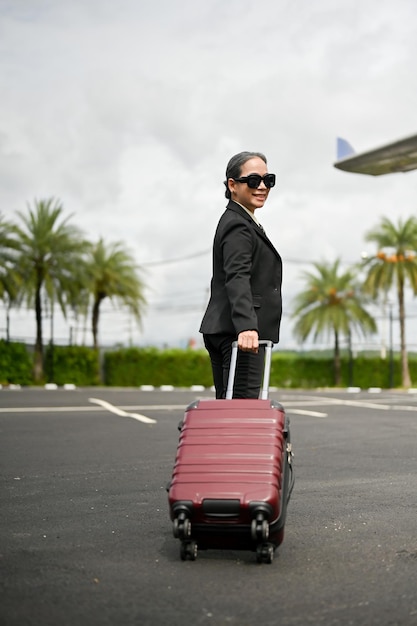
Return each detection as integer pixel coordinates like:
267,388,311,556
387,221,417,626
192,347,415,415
389,303,394,388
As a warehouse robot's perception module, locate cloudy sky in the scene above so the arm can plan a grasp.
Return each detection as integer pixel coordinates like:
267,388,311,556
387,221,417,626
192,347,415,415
1,0,417,353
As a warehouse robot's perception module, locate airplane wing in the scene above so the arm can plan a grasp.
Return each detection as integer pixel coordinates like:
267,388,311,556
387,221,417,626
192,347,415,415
333,134,417,176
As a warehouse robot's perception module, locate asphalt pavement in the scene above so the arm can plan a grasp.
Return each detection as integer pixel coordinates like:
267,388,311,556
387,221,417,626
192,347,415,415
0,387,416,626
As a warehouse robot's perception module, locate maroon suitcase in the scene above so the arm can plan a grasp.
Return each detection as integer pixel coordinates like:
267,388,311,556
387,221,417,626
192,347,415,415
167,340,294,564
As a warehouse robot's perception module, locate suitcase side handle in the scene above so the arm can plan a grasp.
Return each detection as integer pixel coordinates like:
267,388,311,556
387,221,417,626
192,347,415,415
226,339,274,400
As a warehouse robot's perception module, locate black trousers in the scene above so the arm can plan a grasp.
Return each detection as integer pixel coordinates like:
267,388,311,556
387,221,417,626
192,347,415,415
203,333,265,399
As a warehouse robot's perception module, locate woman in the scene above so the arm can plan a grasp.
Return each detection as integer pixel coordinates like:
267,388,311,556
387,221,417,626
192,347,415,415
200,151,283,398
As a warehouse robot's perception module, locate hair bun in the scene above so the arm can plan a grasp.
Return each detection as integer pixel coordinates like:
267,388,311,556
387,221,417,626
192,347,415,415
224,180,231,199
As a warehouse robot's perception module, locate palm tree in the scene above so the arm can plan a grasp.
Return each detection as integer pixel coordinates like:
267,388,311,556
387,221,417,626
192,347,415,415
292,259,377,385
0,212,19,272
13,198,90,382
362,216,417,388
0,270,22,342
0,212,15,252
0,213,21,341
84,238,146,349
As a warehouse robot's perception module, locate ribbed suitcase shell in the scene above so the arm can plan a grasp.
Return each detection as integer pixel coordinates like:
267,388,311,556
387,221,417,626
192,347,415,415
168,397,291,558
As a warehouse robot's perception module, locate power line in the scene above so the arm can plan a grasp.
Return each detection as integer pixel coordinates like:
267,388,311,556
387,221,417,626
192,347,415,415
140,251,366,269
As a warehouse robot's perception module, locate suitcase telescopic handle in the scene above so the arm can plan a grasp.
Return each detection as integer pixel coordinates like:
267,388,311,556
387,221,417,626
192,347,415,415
226,339,274,400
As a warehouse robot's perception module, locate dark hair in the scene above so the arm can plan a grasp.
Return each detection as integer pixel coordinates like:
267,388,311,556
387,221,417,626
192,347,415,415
224,151,267,199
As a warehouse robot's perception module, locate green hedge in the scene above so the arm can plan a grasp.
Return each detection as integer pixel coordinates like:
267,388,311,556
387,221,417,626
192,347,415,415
342,355,401,389
104,347,213,387
44,344,101,386
271,354,334,388
1,341,416,388
0,339,32,385
104,347,416,389
271,353,407,389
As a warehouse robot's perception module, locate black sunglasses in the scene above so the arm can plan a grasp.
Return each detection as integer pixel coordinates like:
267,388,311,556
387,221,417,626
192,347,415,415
233,173,276,189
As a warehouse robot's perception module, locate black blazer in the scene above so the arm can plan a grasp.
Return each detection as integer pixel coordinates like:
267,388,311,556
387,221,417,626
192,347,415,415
200,200,283,343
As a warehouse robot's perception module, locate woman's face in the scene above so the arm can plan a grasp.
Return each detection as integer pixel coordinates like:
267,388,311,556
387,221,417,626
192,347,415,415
228,157,270,213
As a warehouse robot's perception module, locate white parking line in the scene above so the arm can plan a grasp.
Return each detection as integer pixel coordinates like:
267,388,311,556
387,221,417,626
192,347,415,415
324,397,417,413
289,409,328,418
2,396,416,421
0,406,94,413
281,395,417,412
0,404,186,414
88,397,157,424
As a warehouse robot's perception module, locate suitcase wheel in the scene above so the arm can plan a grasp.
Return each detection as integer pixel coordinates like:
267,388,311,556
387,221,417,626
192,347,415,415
180,540,198,561
251,518,269,542
256,543,274,565
173,515,191,540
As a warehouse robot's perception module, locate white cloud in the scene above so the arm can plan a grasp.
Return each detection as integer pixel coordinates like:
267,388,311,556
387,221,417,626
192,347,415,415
1,0,417,352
